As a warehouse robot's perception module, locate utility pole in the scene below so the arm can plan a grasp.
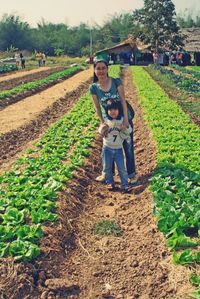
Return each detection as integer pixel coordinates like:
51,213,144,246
89,28,93,63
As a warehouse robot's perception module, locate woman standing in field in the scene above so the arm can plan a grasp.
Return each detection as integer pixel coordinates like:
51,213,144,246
89,58,137,184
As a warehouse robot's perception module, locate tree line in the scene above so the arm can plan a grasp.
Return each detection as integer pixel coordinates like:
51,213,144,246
0,0,199,56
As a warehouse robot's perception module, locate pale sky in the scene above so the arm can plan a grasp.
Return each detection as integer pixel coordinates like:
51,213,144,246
0,0,199,27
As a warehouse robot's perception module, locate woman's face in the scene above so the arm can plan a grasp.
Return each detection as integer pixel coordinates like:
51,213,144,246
94,62,108,79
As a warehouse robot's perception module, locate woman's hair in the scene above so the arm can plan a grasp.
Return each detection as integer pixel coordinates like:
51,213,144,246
93,59,109,83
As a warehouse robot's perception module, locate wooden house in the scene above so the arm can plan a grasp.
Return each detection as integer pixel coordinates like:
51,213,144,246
95,36,152,65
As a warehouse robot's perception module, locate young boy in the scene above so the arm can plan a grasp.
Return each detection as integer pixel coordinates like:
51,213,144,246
98,99,132,191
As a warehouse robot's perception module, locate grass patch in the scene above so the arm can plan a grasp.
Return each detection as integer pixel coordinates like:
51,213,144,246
92,220,123,236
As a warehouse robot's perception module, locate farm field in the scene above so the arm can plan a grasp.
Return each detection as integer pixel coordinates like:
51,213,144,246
0,65,199,299
0,65,84,109
146,65,200,124
167,65,200,82
0,66,65,91
0,67,93,168
0,66,51,81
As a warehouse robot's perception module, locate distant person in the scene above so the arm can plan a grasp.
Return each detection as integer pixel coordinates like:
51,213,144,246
36,51,43,67
194,52,200,66
153,50,158,64
177,52,183,66
42,52,46,66
20,53,26,69
170,52,177,65
14,52,20,69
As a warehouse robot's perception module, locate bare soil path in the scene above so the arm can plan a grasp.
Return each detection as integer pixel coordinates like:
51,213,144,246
0,66,84,109
47,67,192,299
0,67,93,167
0,67,193,299
0,66,51,82
0,66,65,91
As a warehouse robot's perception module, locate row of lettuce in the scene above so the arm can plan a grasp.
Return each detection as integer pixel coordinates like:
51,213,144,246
170,65,200,81
0,63,17,74
146,64,200,121
0,66,81,100
147,64,200,95
0,65,120,262
132,66,200,296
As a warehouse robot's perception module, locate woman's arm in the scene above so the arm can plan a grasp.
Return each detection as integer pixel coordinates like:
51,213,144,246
91,94,104,124
117,85,129,127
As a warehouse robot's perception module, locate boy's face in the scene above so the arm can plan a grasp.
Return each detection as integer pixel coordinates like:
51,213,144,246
108,108,119,119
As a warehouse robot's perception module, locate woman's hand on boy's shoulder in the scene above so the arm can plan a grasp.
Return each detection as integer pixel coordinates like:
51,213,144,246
98,123,109,137
120,123,132,134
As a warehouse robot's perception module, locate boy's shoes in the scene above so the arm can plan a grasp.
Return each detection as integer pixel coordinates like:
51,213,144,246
95,173,138,185
128,177,138,185
95,174,105,182
106,184,115,191
120,185,133,193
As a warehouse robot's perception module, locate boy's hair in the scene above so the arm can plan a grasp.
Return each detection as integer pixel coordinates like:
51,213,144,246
106,99,123,116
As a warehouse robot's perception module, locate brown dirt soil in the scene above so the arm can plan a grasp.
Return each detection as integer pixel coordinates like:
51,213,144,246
0,68,194,299
0,66,65,91
0,66,84,109
0,66,51,81
0,67,93,169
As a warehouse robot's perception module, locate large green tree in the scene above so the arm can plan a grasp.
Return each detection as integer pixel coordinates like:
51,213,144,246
133,0,183,50
0,14,32,50
100,13,137,47
0,12,141,56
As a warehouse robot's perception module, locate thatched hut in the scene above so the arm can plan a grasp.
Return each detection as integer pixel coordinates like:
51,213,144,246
95,36,151,65
181,27,200,52
181,27,200,65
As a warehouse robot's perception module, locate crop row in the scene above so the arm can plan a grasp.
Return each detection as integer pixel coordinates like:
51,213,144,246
0,94,98,261
0,66,81,100
0,63,17,74
148,65,200,95
132,66,200,292
0,65,120,261
146,64,200,121
187,66,200,72
170,65,200,81
132,66,199,259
